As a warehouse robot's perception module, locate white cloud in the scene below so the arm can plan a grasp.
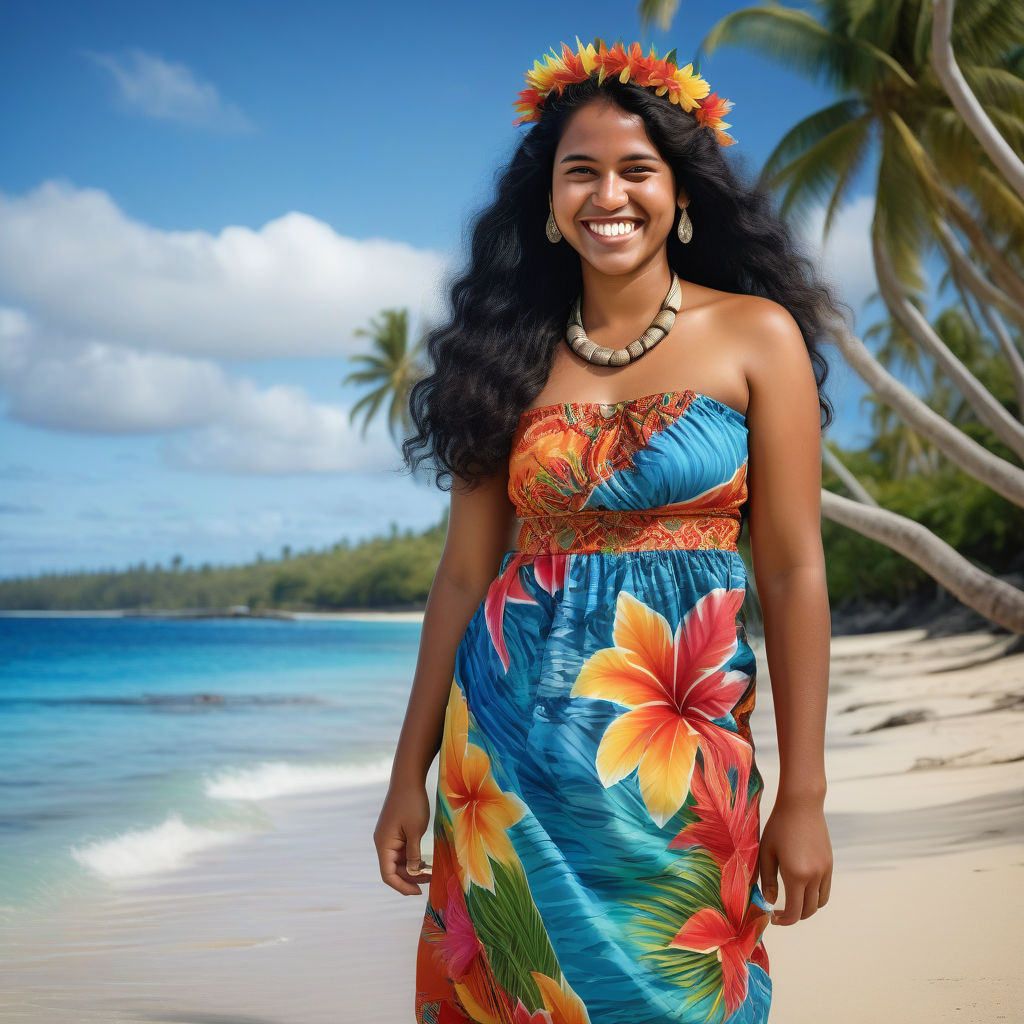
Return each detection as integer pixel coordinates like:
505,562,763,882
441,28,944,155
800,193,877,331
0,308,399,474
161,378,398,476
0,181,447,358
0,314,224,432
85,48,254,132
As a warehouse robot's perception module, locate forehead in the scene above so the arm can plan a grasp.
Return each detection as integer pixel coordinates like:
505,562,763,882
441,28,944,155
554,100,657,156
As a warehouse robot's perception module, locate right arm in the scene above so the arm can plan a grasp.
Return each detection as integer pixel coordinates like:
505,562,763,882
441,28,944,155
373,462,518,895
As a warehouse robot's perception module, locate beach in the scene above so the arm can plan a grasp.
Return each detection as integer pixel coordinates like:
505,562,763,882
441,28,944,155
1,624,1021,1023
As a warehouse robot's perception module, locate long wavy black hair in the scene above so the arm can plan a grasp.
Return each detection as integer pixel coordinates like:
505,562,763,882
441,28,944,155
402,76,849,491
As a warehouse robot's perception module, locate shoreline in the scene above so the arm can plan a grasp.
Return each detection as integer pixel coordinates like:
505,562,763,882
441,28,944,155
3,604,1019,638
0,625,1021,1021
2,593,1019,638
0,607,429,622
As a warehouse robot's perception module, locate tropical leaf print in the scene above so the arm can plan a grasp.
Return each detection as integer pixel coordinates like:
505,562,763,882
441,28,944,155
669,751,760,915
430,681,591,1022
417,817,518,1024
625,852,728,1007
466,857,564,1011
669,894,770,1018
485,553,568,672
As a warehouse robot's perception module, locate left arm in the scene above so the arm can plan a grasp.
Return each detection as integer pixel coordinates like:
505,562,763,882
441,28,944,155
743,300,833,926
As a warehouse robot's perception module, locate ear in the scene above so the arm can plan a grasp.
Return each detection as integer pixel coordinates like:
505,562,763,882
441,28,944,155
677,187,689,209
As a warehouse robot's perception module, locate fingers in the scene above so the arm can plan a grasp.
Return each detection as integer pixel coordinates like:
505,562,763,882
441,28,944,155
771,868,830,925
379,845,428,895
799,876,820,920
770,873,805,926
818,866,832,908
405,838,431,879
758,846,779,907
374,826,433,896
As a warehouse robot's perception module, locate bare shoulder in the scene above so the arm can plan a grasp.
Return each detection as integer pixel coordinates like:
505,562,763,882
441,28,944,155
700,294,813,400
675,284,811,407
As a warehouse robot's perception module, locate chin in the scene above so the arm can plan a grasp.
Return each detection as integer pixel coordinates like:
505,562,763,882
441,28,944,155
576,251,658,276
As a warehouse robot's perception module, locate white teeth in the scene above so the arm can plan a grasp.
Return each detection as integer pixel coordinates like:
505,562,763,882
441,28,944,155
587,221,636,237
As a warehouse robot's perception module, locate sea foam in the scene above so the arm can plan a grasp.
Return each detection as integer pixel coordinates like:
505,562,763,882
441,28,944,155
70,813,249,880
203,757,393,801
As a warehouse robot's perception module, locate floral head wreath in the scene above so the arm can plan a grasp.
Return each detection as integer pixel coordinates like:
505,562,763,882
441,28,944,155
513,37,736,147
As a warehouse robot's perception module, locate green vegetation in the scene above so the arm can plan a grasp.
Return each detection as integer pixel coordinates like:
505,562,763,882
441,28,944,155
821,451,1024,603
0,519,448,612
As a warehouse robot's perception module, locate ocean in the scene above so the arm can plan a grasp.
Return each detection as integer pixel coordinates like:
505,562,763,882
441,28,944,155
0,613,419,915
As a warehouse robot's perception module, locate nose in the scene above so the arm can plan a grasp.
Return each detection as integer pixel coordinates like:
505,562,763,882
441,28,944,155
592,172,628,211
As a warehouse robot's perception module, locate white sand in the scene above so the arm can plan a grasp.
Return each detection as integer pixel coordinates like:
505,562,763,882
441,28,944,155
0,627,1020,1023
756,629,1023,1024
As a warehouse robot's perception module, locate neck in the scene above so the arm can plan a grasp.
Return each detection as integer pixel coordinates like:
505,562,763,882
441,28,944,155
578,254,674,335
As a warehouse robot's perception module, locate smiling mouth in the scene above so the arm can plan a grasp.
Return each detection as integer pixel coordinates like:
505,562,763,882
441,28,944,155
581,219,642,239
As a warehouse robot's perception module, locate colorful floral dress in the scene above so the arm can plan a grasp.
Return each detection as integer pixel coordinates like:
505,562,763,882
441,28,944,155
415,390,772,1024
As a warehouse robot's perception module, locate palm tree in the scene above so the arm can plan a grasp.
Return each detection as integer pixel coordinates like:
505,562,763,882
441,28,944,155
343,308,427,444
931,0,1024,199
696,0,1024,440
685,0,1024,630
859,301,1010,478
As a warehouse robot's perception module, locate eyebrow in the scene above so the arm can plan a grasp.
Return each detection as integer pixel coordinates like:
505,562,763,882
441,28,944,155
559,152,661,164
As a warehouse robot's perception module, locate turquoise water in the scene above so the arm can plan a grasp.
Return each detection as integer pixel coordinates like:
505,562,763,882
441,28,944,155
0,614,418,910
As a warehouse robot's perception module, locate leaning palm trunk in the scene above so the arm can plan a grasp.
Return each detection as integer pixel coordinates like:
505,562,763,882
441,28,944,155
938,182,1024,310
885,113,1024,310
978,304,1024,414
930,0,1024,202
822,442,878,505
932,218,1024,334
830,318,1024,508
933,222,1024,412
821,490,1024,634
873,233,1024,459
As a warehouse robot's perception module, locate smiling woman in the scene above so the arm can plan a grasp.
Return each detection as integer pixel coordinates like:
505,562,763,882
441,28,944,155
552,110,685,264
375,37,844,1024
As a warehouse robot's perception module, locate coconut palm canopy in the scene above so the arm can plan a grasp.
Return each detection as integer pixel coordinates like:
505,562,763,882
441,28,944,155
697,0,1024,293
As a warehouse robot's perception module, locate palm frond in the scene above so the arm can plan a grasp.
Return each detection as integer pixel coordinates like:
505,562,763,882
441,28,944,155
759,98,870,186
959,65,1024,117
698,7,852,90
637,0,678,33
769,110,877,231
822,114,875,236
935,0,1024,67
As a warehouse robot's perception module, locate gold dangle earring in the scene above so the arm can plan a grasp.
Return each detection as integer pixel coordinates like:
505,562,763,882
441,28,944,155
546,195,563,244
676,204,693,244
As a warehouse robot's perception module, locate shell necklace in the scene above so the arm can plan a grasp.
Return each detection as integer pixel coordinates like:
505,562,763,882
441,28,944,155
565,272,682,366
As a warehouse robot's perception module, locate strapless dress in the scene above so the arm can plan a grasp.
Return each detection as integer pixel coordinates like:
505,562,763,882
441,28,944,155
415,390,771,1024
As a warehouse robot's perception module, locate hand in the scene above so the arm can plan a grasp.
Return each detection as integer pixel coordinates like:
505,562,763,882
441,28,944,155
373,780,434,895
758,791,833,925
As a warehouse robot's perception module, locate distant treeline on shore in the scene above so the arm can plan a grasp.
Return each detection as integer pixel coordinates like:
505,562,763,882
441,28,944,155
0,449,1020,617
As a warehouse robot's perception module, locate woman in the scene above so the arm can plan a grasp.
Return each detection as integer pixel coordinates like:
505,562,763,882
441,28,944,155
374,39,839,1024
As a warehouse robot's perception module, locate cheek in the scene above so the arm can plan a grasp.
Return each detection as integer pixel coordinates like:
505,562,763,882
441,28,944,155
552,181,582,207
641,183,677,215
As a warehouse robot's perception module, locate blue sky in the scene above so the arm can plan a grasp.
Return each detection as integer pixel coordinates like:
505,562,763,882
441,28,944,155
1,0,888,579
